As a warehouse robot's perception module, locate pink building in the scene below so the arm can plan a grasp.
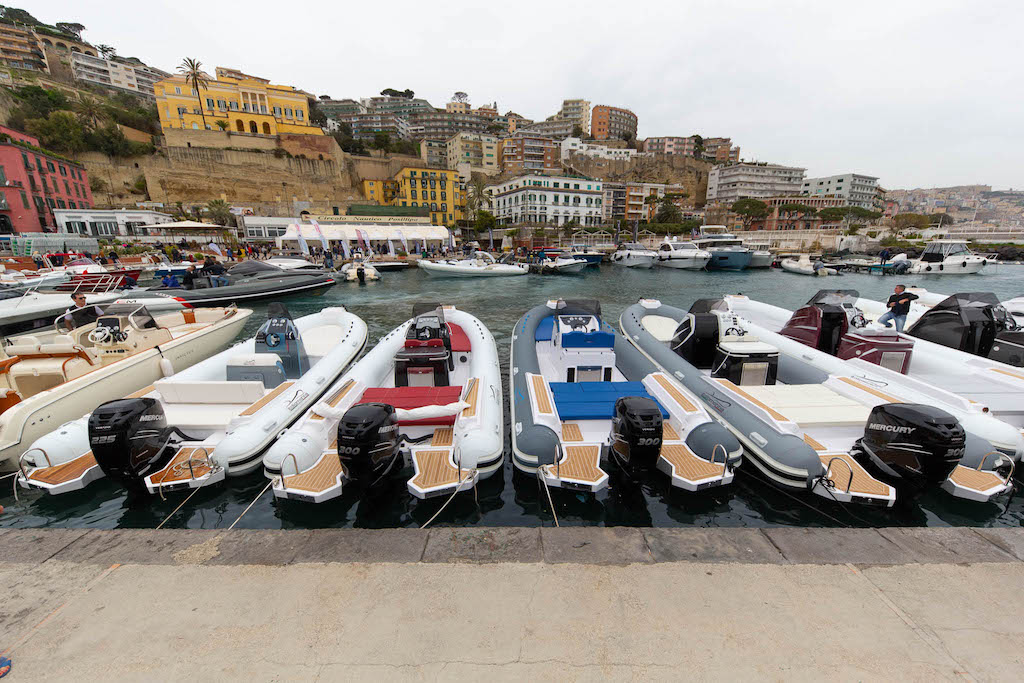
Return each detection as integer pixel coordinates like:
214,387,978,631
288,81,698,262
0,124,93,233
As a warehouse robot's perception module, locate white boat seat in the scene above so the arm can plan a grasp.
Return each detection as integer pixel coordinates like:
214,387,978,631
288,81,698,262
302,324,344,358
718,339,774,354
155,379,266,404
641,315,679,342
742,384,872,427
7,335,42,357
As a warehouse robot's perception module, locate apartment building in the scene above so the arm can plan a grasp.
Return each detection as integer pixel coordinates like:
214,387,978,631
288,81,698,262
446,132,499,176
802,173,880,209
339,112,412,139
504,112,532,134
520,118,575,140
361,95,435,119
642,135,740,162
555,99,590,135
420,139,447,167
0,124,93,233
409,110,489,139
591,105,638,141
155,67,323,135
364,167,463,226
561,137,646,162
474,102,499,119
0,22,48,72
499,133,561,175
706,162,806,203
446,100,470,114
71,53,167,101
486,174,604,226
318,98,365,120
746,196,846,231
703,137,741,163
601,181,687,222
54,208,172,237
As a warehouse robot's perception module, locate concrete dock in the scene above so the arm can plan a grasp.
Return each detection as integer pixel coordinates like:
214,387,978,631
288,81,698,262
3,526,1024,680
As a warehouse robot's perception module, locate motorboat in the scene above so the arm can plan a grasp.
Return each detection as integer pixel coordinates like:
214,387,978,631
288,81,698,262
780,255,840,276
511,299,740,493
746,243,774,269
267,256,321,271
368,260,411,272
693,226,753,271
417,251,528,277
567,244,604,266
723,291,1024,459
655,240,712,270
621,298,1015,506
0,304,251,473
610,243,657,268
147,260,337,306
266,303,502,503
0,267,72,290
339,260,381,282
892,240,987,274
1002,296,1024,328
540,254,589,274
18,305,366,495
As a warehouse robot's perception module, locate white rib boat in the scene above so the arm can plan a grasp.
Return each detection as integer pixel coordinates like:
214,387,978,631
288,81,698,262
17,305,366,496
417,251,528,277
265,303,503,503
780,256,839,276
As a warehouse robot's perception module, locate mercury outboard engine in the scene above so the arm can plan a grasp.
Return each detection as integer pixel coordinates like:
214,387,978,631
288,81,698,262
336,403,401,492
89,398,175,495
610,396,664,478
356,263,366,284
255,302,308,378
852,403,964,500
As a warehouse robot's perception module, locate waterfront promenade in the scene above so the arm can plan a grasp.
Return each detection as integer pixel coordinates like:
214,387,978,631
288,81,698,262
3,526,1023,680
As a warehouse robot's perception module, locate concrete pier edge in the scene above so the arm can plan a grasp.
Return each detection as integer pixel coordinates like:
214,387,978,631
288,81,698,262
2,526,1023,566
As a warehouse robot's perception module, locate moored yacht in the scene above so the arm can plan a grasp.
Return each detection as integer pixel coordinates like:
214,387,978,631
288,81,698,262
417,251,528,277
894,240,987,274
693,226,753,271
567,244,604,266
656,239,712,270
610,242,657,268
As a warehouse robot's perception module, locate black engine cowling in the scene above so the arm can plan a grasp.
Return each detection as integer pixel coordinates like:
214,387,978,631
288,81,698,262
337,402,401,491
610,396,664,477
89,398,173,495
853,403,964,498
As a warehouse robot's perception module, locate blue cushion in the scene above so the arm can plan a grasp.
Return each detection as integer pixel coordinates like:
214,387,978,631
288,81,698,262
548,381,669,420
535,316,555,342
561,330,615,348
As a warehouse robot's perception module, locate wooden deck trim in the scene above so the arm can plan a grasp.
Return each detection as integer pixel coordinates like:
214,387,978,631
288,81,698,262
28,451,97,485
310,379,355,420
713,378,790,423
410,449,470,489
803,433,826,451
663,423,680,441
990,367,1024,382
544,444,604,484
819,452,892,497
660,443,725,481
431,427,454,447
561,423,583,442
282,452,345,493
239,381,295,416
836,377,901,404
153,447,215,484
461,378,480,418
530,374,553,415
949,465,1007,492
653,374,697,412
126,384,156,399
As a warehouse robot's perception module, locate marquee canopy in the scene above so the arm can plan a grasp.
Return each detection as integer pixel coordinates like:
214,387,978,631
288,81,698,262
281,223,450,243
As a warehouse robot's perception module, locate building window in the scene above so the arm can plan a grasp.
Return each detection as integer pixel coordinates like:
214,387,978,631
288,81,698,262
57,199,66,208
410,190,417,199
284,108,293,118
19,191,28,208
89,221,118,236
59,165,67,176
273,106,281,117
217,99,227,110
174,86,181,94
21,153,30,169
46,198,56,209
296,109,304,120
69,201,76,209
441,192,446,200
206,98,214,109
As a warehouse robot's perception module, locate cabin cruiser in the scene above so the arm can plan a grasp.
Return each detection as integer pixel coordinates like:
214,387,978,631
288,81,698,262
622,298,1016,505
339,260,381,282
18,305,366,496
780,255,840,276
417,251,528,277
368,259,411,272
540,253,589,274
693,226,753,271
610,243,658,268
266,304,502,503
0,304,251,473
746,242,773,269
147,260,337,306
511,299,740,493
656,240,712,270
893,240,987,274
567,244,604,266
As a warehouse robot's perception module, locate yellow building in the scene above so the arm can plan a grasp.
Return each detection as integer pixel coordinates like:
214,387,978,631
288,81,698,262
363,168,464,226
155,66,322,136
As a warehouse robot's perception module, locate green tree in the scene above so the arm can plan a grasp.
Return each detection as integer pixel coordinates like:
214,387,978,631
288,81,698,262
55,22,85,39
930,213,954,226
74,95,106,131
730,198,769,227
96,44,116,59
778,202,817,216
380,88,414,98
372,131,391,156
25,111,85,153
307,97,327,126
571,124,583,138
206,199,233,226
465,176,491,223
215,119,229,130
893,213,930,231
654,198,683,224
691,134,704,159
177,57,210,129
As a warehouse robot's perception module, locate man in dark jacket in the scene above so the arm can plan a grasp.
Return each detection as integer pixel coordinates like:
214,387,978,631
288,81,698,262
878,284,918,332
181,265,197,290
206,258,228,287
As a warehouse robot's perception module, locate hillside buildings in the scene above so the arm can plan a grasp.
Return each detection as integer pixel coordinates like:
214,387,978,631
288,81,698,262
0,125,93,233
748,196,846,231
561,137,646,162
446,132,499,177
642,136,740,163
0,22,49,72
591,105,638,141
70,53,167,101
802,173,880,209
362,167,464,226
155,67,323,136
408,110,489,139
601,181,689,223
556,99,590,135
706,162,805,203
499,133,561,175
521,118,574,140
486,174,604,226
420,139,446,167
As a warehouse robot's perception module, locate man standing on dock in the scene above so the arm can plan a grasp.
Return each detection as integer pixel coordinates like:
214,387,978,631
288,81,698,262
878,284,918,332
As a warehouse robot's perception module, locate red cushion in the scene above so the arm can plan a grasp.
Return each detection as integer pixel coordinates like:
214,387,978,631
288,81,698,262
447,323,471,352
359,386,464,425
404,339,425,348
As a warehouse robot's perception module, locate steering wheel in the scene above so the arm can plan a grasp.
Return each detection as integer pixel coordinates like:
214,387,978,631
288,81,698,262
724,327,745,337
88,326,113,344
265,332,281,348
850,314,867,328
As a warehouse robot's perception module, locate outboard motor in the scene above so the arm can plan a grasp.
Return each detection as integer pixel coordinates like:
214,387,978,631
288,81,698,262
610,396,664,477
255,302,308,378
853,403,965,499
356,264,366,284
89,398,174,495
336,403,401,491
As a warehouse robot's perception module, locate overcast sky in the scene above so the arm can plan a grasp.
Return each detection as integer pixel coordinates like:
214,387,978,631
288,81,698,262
29,0,1023,190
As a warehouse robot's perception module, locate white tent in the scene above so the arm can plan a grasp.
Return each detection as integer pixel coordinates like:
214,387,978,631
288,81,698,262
279,223,451,253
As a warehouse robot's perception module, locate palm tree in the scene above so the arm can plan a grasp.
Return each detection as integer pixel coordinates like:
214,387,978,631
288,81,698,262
96,44,116,59
206,199,233,226
466,176,490,223
74,96,106,131
178,57,210,129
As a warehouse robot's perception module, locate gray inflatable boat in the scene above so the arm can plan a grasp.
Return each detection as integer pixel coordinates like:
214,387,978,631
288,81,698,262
509,299,741,493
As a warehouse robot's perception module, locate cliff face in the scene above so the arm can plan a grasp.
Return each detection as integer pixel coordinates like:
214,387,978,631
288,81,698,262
565,153,712,203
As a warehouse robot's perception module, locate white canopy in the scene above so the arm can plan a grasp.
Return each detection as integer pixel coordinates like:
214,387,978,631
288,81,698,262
281,223,450,243
137,220,229,230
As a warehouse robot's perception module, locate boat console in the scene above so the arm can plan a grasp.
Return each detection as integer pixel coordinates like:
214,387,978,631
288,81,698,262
908,293,1024,367
252,303,309,378
671,299,780,386
548,314,615,383
396,304,453,387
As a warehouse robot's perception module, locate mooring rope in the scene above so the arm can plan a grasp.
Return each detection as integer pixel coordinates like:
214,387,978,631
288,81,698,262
228,480,274,530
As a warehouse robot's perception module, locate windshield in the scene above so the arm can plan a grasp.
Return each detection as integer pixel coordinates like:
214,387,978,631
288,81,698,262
67,258,97,267
807,289,861,307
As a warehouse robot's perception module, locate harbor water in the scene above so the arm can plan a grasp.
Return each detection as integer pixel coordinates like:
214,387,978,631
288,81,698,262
3,263,1023,530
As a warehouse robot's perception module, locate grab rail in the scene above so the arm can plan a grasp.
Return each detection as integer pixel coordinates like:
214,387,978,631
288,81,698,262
17,446,52,480
281,452,299,485
977,450,1016,485
711,443,729,472
825,456,855,494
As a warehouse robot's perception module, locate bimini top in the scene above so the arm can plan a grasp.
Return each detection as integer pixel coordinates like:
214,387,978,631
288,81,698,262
807,290,861,306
